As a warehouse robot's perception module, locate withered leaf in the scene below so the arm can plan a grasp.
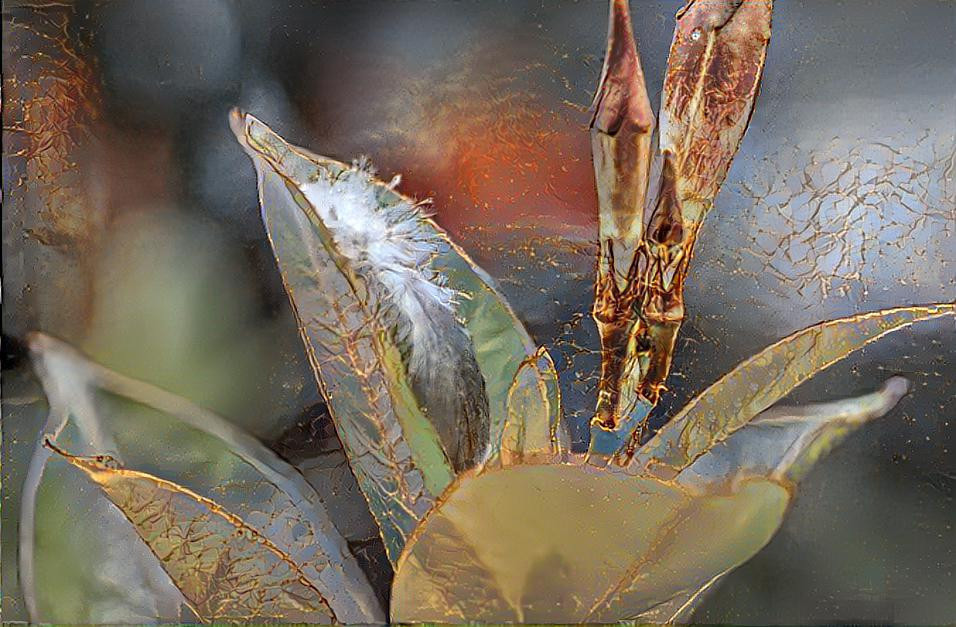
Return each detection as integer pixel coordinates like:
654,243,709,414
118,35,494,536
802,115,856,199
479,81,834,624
590,0,655,285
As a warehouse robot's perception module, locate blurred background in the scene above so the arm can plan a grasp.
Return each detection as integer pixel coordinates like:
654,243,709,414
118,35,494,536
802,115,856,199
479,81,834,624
2,0,954,623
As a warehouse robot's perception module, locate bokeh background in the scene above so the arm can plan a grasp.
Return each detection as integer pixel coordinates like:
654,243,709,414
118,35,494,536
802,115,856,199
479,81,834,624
3,0,954,623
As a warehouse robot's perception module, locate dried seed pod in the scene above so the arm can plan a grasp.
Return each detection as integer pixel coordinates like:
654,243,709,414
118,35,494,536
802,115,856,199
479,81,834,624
589,0,774,455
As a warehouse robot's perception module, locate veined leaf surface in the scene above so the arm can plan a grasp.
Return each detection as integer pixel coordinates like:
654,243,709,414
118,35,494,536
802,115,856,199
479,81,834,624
232,111,537,562
634,304,954,478
49,443,336,623
238,113,535,440
659,0,773,222
25,334,383,623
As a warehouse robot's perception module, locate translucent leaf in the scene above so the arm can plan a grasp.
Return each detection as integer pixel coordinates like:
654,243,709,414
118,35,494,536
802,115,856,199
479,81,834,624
495,347,566,465
232,113,454,562
634,303,954,479
24,334,383,623
10,368,185,624
628,570,728,624
584,477,787,622
391,461,789,623
588,0,774,446
234,111,535,445
677,376,911,487
232,111,536,561
47,442,336,623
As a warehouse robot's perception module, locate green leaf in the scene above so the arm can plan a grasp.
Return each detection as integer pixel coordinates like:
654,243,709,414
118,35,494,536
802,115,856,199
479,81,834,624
231,111,536,562
25,333,383,623
633,303,954,479
237,111,535,441
432,248,537,447
48,442,336,623
391,461,789,623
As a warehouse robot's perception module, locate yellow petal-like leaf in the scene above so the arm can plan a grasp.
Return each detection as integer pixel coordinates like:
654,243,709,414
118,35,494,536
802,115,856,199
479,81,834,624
634,304,954,479
391,461,789,623
496,347,566,465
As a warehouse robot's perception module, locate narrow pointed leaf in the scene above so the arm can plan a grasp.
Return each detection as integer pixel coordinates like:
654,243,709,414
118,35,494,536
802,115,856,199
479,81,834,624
48,443,336,623
271,139,536,435
588,0,656,440
269,120,536,447
592,0,773,435
634,303,954,478
233,114,454,563
678,376,911,488
26,333,383,623
497,347,565,465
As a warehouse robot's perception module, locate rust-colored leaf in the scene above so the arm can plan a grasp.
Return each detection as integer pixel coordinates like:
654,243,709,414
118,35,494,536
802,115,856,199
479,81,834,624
589,0,656,437
638,0,773,411
659,0,772,215
591,0,655,271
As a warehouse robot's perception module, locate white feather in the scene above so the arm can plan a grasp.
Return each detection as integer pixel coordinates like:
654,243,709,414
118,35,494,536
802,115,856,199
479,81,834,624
299,160,457,375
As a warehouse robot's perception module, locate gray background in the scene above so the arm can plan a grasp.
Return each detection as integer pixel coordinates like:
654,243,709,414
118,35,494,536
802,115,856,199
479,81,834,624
3,0,954,623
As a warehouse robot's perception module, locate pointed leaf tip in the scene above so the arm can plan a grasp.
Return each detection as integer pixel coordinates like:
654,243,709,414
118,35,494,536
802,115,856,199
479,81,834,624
591,0,654,135
635,303,953,478
675,376,913,489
